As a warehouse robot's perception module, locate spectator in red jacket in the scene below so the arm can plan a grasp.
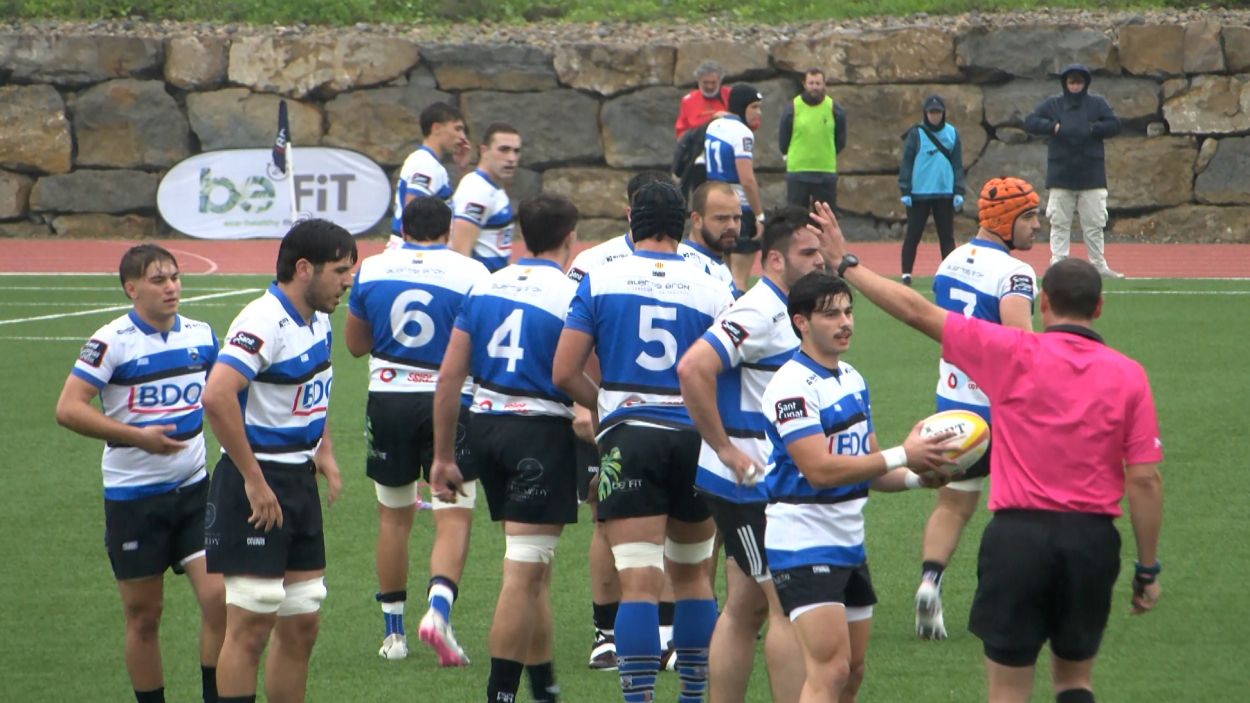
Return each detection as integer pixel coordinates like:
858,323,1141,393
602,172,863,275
676,61,731,138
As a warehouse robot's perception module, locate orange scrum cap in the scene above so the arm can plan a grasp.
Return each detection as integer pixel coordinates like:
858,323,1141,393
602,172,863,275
978,177,1039,245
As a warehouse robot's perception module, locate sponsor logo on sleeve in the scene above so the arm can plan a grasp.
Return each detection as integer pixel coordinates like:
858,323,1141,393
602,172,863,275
463,202,486,223
78,339,107,367
228,331,263,354
1009,274,1034,296
741,137,754,154
411,172,433,189
721,320,750,348
775,397,808,423
567,267,586,283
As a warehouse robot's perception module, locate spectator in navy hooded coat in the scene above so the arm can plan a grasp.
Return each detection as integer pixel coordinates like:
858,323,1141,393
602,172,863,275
898,95,965,285
1025,64,1125,278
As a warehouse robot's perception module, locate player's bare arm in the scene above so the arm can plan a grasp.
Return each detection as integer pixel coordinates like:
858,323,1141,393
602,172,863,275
737,157,763,220
343,309,374,358
449,218,480,259
787,422,950,489
314,427,341,505
999,294,1035,332
807,201,947,342
552,329,600,411
202,363,282,531
56,375,187,455
429,328,473,501
1125,461,1163,614
677,340,755,483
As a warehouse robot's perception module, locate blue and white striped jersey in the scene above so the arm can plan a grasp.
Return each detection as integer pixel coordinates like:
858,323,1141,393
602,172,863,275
455,258,577,418
348,243,489,397
452,169,514,272
932,237,1036,421
567,233,736,297
762,352,875,570
72,312,217,500
390,145,452,243
704,115,755,212
217,284,334,465
681,238,738,297
695,277,798,503
565,250,733,433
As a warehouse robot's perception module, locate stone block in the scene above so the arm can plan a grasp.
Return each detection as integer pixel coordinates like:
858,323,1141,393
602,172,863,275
0,85,71,174
52,213,157,238
0,171,33,220
30,169,160,214
0,34,163,86
228,35,420,98
324,85,454,167
1105,136,1196,209
775,27,960,84
1119,24,1185,77
164,35,228,90
956,26,1118,81
1110,205,1250,242
421,43,558,91
71,79,191,168
1195,136,1250,204
1163,75,1250,135
554,44,676,96
461,90,602,167
187,89,324,151
1184,22,1225,74
542,168,632,219
674,41,771,84
601,87,684,169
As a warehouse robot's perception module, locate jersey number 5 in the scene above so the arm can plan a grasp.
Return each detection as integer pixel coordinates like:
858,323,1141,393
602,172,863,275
487,309,525,373
636,304,678,371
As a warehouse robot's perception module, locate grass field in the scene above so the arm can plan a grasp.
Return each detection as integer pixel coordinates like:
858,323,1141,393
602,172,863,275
1,273,1246,702
6,0,1203,25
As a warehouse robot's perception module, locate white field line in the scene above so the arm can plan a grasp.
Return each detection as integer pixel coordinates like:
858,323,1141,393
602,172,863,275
0,289,259,326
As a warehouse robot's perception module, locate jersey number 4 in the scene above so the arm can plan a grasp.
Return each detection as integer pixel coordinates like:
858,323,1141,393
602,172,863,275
487,309,525,373
636,304,678,371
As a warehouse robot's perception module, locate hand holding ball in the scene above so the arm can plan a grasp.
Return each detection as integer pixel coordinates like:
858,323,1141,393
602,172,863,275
919,410,989,476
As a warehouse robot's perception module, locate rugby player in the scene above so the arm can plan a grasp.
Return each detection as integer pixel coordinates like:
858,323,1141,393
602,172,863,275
676,206,828,703
429,193,582,703
201,219,356,702
761,271,950,702
704,84,765,292
344,196,490,664
388,102,472,249
554,180,734,703
449,123,521,272
56,245,224,703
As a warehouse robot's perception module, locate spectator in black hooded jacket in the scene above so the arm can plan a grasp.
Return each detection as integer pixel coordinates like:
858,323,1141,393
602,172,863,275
1025,64,1125,278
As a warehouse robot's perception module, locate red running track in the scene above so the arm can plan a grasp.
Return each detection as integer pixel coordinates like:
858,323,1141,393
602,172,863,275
5,239,1248,278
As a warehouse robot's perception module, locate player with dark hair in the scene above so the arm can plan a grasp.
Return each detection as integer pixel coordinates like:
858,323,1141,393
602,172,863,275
761,270,950,703
56,244,224,703
344,197,490,664
677,206,829,703
554,181,734,703
705,84,765,292
429,192,581,703
450,123,521,271
389,102,471,248
810,201,1164,703
201,219,356,702
685,181,742,296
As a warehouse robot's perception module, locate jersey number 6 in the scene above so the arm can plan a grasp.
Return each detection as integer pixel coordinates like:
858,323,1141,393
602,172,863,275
390,289,436,348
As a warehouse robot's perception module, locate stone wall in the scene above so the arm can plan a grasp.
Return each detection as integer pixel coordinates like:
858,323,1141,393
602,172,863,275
2,22,1250,243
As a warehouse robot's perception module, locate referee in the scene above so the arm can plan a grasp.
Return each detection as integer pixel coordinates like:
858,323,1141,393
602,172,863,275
808,200,1164,703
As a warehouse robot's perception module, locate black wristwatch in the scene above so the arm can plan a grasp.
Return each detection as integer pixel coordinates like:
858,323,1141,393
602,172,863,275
836,253,860,278
1134,560,1162,585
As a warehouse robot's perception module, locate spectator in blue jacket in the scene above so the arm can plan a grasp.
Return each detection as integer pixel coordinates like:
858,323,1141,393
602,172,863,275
1024,64,1124,278
898,95,965,285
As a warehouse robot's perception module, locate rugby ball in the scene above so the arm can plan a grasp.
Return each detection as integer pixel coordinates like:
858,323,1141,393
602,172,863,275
919,409,989,476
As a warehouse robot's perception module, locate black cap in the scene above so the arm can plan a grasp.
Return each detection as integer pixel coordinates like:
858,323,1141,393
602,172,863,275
629,180,687,242
923,95,945,112
728,84,762,122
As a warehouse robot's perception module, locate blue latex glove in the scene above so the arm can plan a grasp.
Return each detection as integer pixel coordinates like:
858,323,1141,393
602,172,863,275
900,195,912,207
953,195,964,208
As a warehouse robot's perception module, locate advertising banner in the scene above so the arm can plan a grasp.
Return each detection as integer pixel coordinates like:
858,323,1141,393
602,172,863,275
157,147,391,239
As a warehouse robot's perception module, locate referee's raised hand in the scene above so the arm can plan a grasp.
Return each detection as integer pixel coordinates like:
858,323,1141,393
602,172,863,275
243,475,282,531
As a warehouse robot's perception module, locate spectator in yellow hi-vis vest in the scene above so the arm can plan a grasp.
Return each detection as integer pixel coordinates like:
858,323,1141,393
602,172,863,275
779,68,847,210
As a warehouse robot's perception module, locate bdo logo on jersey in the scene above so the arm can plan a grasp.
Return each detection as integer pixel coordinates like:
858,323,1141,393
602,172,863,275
292,378,331,416
830,430,870,455
129,382,204,413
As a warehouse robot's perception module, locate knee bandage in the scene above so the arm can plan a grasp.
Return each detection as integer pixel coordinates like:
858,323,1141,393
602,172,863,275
374,481,419,509
845,605,874,623
432,479,477,510
946,476,986,493
504,534,559,564
665,536,716,564
224,576,286,614
612,541,665,571
277,576,327,616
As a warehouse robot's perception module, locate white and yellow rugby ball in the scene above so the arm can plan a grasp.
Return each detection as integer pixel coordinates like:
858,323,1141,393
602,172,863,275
920,409,990,476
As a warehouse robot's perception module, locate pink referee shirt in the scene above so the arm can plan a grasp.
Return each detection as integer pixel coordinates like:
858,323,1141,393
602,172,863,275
942,314,1163,517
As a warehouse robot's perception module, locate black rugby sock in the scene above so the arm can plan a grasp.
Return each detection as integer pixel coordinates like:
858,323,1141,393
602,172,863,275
134,688,165,703
201,665,218,703
921,560,946,586
487,657,525,703
528,661,558,702
593,601,619,633
1056,689,1095,703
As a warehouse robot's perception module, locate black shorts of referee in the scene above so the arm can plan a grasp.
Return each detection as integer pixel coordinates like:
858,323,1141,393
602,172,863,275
970,509,1121,666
